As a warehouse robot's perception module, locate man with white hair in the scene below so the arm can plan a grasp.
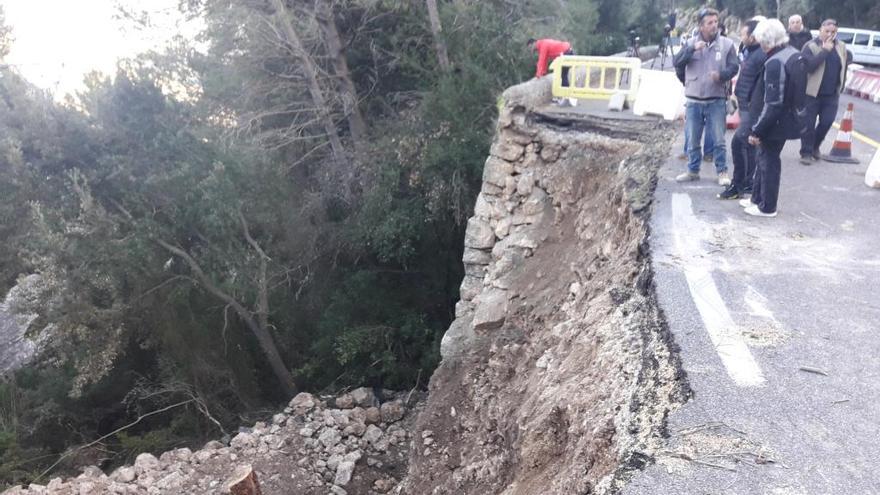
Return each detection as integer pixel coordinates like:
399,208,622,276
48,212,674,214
742,19,807,217
787,15,812,50
673,8,739,186
718,19,766,200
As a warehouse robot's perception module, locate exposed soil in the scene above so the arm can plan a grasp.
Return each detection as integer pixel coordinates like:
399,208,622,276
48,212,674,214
399,81,690,495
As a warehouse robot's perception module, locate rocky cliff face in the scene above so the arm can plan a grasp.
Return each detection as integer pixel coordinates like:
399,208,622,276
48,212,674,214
400,79,688,494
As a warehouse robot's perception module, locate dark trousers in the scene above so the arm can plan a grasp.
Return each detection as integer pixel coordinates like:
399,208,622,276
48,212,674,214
752,138,785,213
799,94,839,157
730,109,756,190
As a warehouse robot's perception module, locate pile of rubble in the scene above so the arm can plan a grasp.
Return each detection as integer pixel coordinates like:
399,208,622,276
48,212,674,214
3,389,419,495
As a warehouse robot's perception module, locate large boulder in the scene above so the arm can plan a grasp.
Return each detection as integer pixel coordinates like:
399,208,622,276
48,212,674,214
472,289,509,331
133,453,159,475
334,461,356,486
490,141,525,162
380,401,405,423
289,392,318,414
350,387,379,408
464,217,496,250
318,428,342,449
482,157,515,186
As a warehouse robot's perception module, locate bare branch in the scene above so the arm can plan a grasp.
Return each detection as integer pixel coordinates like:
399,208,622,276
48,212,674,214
34,399,197,483
237,209,270,261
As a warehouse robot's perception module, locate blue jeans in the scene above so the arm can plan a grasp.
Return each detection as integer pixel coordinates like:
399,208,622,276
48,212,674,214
682,126,715,156
685,99,727,174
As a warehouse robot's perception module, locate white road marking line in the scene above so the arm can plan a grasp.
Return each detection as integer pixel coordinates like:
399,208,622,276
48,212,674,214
671,193,766,387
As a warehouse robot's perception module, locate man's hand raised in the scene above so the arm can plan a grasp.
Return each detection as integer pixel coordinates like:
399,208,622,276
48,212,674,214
822,37,835,51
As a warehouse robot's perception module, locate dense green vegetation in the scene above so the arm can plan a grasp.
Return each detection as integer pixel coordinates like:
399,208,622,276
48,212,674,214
1,0,878,487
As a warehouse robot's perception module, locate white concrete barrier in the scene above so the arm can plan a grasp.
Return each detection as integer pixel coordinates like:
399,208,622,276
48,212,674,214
866,149,880,189
632,69,685,121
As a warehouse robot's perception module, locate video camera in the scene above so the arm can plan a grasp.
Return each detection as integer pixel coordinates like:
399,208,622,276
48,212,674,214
628,28,640,44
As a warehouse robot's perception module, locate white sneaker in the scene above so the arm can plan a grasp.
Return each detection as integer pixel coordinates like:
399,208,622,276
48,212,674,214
739,198,753,208
675,171,699,182
744,205,777,217
553,97,573,107
717,171,731,187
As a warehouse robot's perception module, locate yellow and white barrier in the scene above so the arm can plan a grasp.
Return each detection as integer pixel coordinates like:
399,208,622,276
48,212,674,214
549,56,642,104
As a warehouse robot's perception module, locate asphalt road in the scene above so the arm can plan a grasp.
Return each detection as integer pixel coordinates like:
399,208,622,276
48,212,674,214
623,98,880,494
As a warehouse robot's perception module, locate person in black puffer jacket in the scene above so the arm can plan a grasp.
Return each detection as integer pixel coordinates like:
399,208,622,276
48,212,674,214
718,19,767,200
743,19,808,217
787,15,813,50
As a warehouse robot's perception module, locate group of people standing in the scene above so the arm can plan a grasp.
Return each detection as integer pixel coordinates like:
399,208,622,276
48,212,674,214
674,9,851,218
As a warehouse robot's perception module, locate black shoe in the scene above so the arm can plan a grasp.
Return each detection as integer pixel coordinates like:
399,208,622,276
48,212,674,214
717,185,741,200
799,154,813,165
741,184,753,195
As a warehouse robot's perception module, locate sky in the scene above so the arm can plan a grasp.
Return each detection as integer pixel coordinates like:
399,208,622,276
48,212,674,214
1,0,198,97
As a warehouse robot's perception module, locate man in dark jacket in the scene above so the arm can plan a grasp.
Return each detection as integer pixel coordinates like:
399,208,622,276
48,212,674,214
719,20,767,200
673,8,739,186
742,19,808,217
798,19,852,164
787,15,812,50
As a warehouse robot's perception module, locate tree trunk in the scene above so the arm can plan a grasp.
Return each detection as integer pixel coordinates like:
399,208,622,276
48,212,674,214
425,0,451,72
156,239,298,398
315,0,367,150
228,465,262,495
268,0,347,165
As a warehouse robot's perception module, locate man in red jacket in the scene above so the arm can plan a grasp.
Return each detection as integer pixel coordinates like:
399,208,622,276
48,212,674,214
527,38,573,78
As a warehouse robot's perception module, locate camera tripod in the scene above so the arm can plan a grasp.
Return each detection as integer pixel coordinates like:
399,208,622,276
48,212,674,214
626,33,641,59
651,30,675,69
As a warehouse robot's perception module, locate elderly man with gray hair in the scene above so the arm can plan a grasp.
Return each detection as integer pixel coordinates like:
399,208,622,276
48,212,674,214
787,15,812,50
741,19,807,218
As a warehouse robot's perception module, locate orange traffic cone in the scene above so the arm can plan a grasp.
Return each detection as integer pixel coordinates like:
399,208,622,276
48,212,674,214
823,103,860,164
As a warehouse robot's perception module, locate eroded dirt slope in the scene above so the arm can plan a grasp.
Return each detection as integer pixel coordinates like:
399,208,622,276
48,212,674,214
400,81,689,495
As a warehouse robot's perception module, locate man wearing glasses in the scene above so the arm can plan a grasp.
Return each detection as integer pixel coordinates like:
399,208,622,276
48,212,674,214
673,8,739,186
799,19,853,164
